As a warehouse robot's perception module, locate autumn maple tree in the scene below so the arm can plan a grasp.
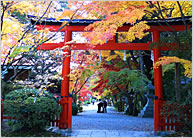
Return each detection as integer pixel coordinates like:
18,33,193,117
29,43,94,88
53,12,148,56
64,1,192,77
1,1,192,104
69,50,101,104
62,1,192,103
1,1,79,87
1,2,83,102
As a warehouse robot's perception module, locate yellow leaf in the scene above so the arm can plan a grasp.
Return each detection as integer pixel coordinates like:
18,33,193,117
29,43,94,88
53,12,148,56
56,9,75,20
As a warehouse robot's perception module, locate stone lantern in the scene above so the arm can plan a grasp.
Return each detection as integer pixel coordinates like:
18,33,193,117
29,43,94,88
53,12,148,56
138,81,155,118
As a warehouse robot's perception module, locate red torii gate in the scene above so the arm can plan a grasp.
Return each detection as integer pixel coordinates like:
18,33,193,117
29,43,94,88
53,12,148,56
30,16,191,132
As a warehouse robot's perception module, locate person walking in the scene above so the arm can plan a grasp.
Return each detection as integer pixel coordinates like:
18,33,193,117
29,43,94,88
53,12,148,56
92,98,95,105
103,99,107,113
97,99,104,113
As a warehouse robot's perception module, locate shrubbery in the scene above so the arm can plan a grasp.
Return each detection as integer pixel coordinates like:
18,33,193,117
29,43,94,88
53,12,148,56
77,104,83,113
3,88,62,131
72,102,78,115
72,101,83,115
114,101,123,112
1,80,23,98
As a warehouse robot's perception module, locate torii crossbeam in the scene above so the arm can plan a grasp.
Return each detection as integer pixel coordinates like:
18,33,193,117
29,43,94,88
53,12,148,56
30,15,191,132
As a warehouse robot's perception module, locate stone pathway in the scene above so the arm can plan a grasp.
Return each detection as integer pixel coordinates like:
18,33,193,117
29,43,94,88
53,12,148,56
69,102,156,137
70,130,156,137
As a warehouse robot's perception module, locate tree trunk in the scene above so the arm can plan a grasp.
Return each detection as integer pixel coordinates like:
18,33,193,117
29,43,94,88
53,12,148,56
175,63,181,102
127,95,133,115
143,51,153,81
139,50,144,74
73,94,78,105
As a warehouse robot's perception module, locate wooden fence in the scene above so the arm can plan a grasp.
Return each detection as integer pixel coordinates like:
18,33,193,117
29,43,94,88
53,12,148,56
50,115,60,127
159,101,192,131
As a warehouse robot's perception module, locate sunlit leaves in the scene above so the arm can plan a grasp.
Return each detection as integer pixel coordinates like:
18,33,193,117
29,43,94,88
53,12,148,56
74,1,149,45
154,56,192,78
101,89,112,97
106,55,118,61
128,22,150,41
1,1,67,64
10,45,31,58
56,9,75,20
100,50,130,61
145,1,192,18
67,1,192,45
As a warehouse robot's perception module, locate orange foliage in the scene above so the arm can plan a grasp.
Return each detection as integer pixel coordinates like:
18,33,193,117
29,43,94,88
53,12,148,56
154,56,192,78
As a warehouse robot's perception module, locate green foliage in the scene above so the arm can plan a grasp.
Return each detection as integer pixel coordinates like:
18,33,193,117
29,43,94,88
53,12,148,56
151,63,192,102
108,68,149,92
78,106,83,112
114,60,127,68
180,82,192,104
1,80,24,98
3,88,62,131
150,65,176,100
80,69,94,80
107,68,149,116
124,91,147,116
72,102,78,115
162,63,175,76
133,92,146,111
10,45,31,58
103,71,109,81
114,100,123,112
11,11,28,24
77,101,83,113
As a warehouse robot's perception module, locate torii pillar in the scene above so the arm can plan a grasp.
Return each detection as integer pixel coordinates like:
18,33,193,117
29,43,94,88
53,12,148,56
153,30,163,132
59,30,72,132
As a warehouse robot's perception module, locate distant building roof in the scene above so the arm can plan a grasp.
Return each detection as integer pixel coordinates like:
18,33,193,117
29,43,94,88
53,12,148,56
28,15,101,26
1,65,33,70
28,15,192,26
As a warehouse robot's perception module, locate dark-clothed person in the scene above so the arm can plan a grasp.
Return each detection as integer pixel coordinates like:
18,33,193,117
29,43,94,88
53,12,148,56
103,100,107,113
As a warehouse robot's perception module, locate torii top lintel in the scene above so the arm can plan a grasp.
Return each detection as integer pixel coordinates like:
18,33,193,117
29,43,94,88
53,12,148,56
29,15,191,51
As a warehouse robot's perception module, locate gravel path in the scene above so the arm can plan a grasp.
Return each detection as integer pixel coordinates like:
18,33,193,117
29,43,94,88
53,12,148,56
72,103,154,131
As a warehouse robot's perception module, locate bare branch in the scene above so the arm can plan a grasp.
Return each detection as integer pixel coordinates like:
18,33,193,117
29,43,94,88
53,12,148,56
2,2,52,67
156,1,182,49
177,1,191,50
18,1,53,43
31,5,82,51
72,55,86,95
74,76,91,95
156,2,176,32
1,1,8,32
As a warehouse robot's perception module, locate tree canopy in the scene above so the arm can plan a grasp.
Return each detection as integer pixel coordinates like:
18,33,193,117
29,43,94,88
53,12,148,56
1,1,192,102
